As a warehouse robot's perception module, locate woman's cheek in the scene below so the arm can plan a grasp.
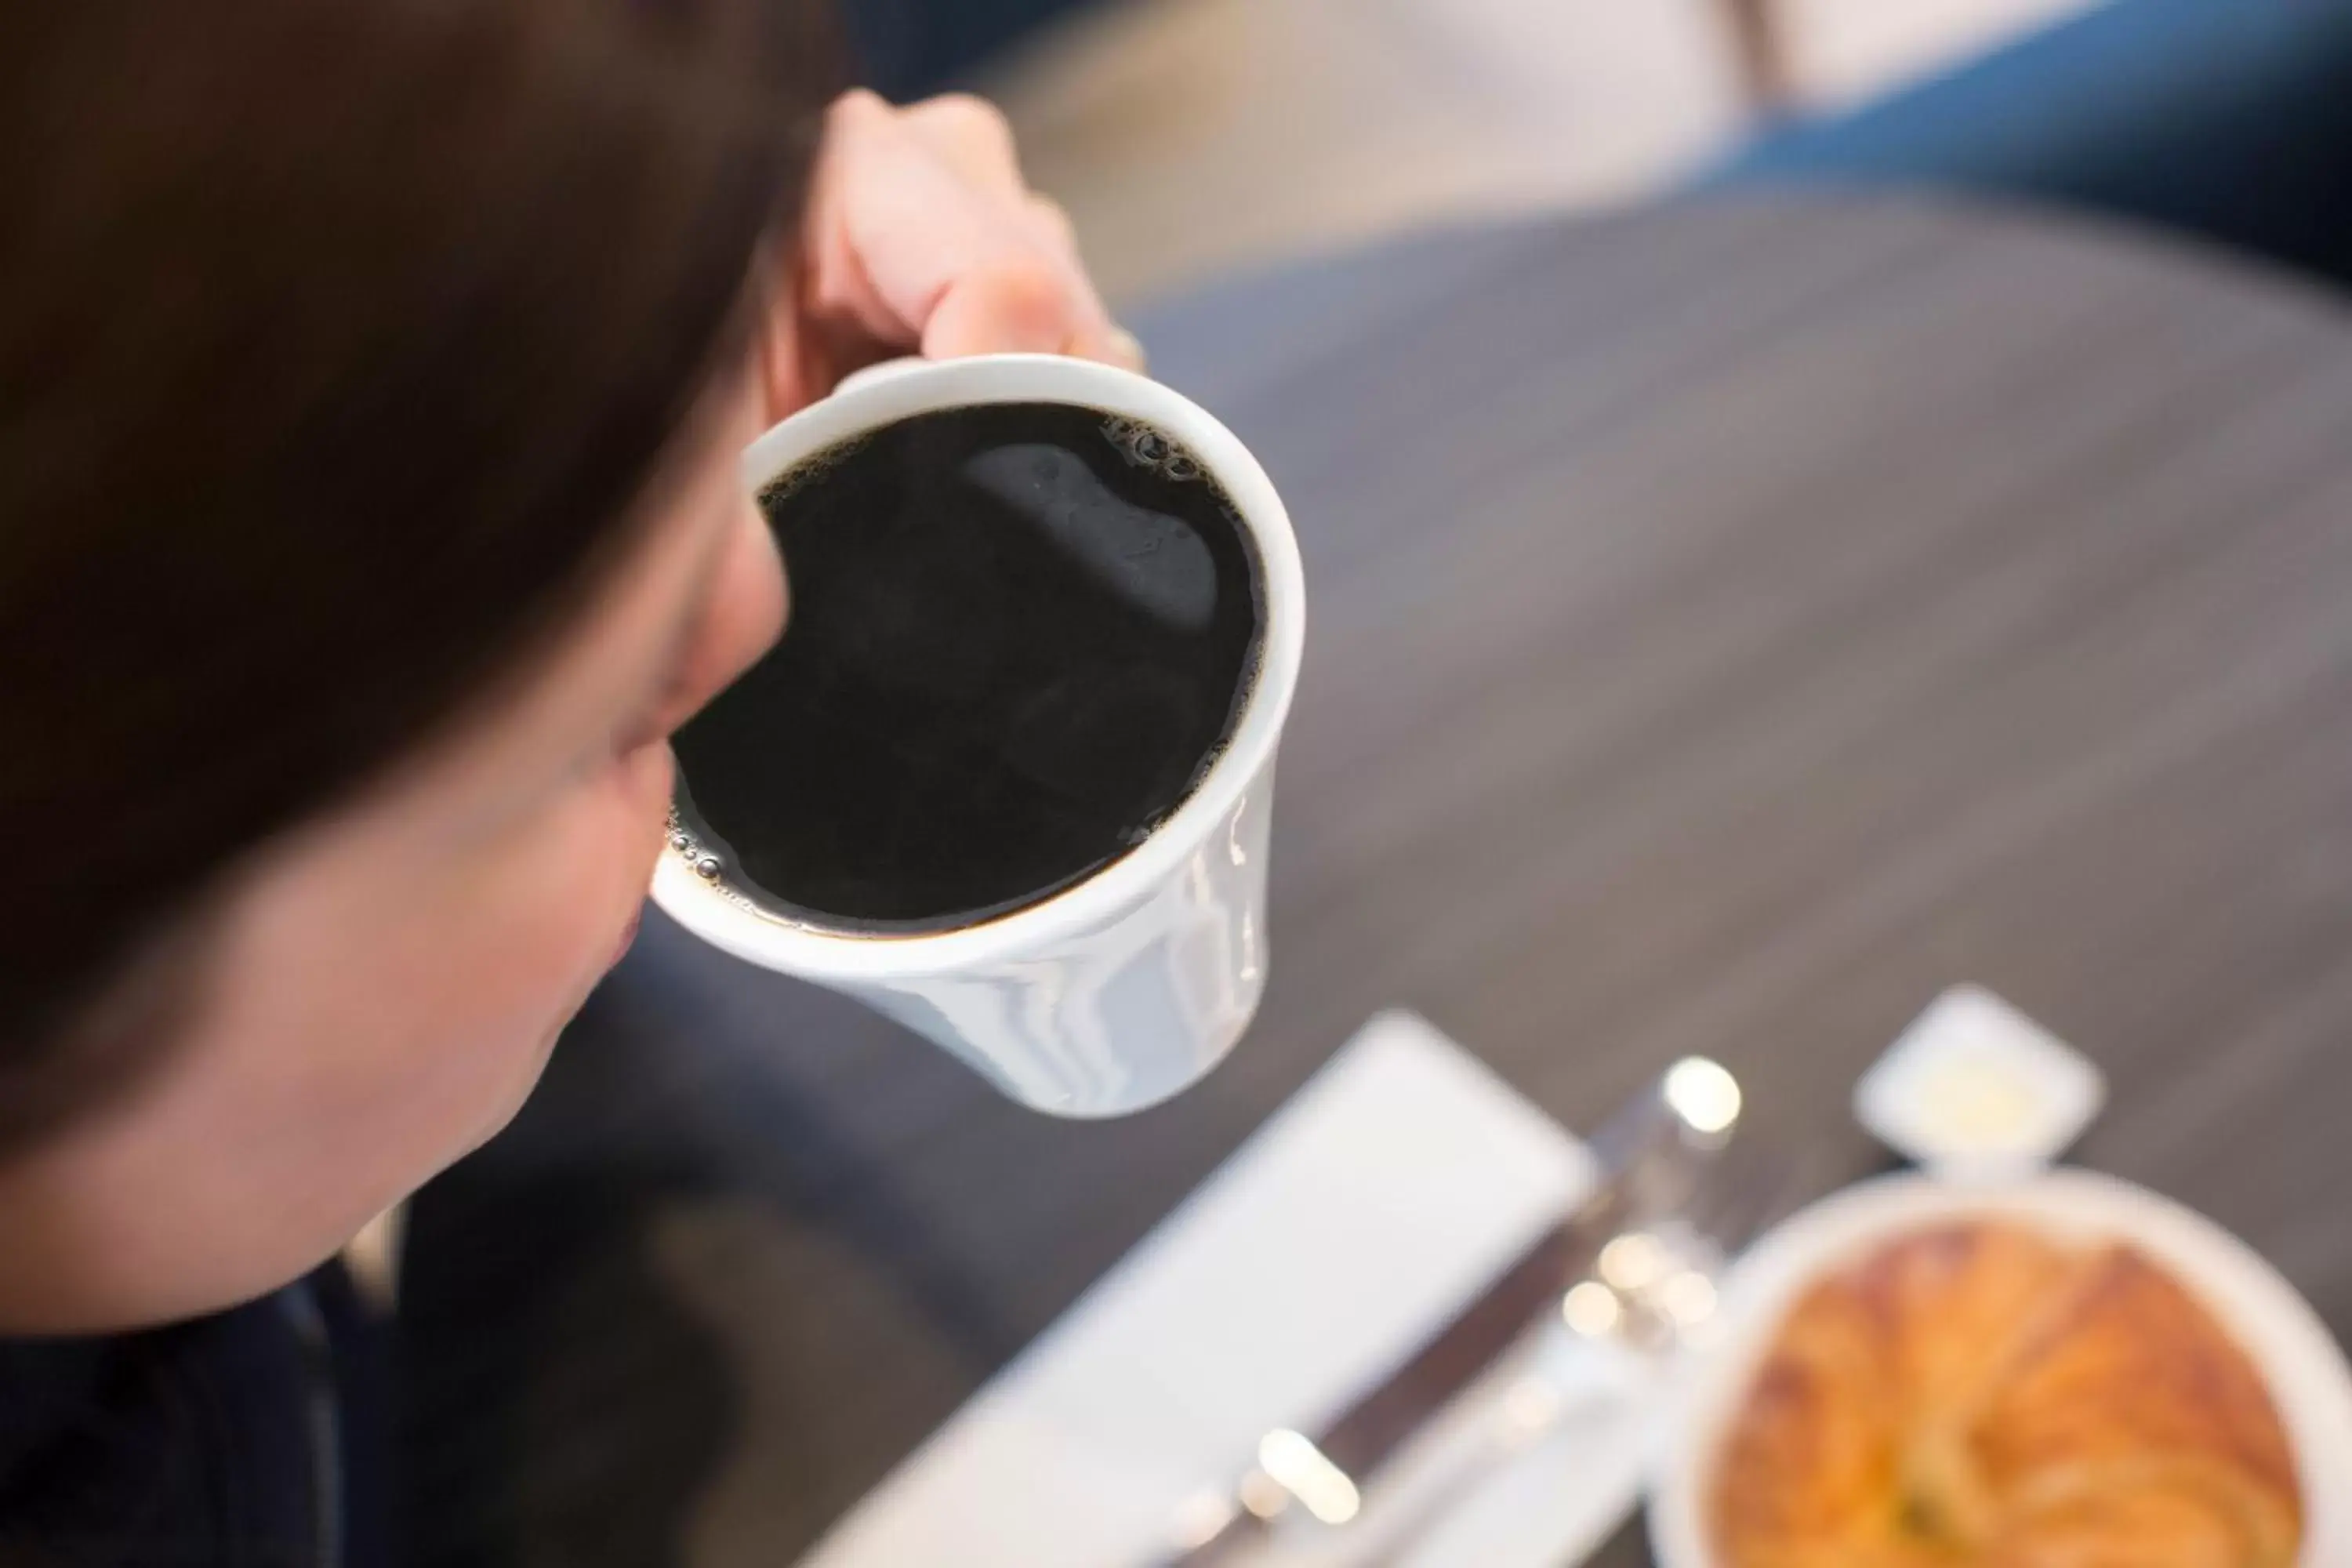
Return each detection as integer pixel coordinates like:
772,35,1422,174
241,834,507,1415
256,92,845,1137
471,744,673,1035
594,740,677,960
550,741,675,985
444,744,676,1146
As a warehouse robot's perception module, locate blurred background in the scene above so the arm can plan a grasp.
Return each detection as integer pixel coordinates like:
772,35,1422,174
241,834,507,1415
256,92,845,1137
848,0,2096,304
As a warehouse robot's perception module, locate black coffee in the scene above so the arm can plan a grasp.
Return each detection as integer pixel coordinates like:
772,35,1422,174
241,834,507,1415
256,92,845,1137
670,401,1263,933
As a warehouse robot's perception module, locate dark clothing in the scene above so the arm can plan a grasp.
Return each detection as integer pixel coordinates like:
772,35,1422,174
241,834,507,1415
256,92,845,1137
0,1265,389,1568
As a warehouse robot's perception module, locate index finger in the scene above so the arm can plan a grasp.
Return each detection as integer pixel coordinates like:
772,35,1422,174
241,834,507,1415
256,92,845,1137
897,93,1028,201
805,93,1114,361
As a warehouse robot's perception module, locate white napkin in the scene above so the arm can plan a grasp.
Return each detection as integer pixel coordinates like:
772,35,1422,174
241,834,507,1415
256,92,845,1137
796,1011,1599,1568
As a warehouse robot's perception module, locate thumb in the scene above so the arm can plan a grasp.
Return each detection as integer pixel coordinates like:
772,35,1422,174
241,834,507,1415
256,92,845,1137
919,259,1083,360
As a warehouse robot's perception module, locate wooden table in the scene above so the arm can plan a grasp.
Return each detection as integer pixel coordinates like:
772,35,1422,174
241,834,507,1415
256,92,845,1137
399,195,2352,1567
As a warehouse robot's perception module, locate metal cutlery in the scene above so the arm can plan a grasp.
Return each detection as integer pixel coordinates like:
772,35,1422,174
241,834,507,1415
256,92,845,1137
1351,1135,1795,1567
1152,1056,1773,1567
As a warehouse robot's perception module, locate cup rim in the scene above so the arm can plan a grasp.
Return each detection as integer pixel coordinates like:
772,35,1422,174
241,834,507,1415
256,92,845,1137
648,353,1304,982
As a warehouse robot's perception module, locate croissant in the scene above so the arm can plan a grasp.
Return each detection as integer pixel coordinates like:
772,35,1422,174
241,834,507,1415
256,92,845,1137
1708,1221,2302,1566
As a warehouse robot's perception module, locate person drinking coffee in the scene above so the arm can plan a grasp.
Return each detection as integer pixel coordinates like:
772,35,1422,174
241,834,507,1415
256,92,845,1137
0,2,1135,1557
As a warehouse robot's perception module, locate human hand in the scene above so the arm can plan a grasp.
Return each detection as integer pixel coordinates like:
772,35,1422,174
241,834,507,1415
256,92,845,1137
764,89,1140,419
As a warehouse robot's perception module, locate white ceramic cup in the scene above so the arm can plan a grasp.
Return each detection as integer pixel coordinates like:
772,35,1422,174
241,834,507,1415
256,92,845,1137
650,354,1305,1118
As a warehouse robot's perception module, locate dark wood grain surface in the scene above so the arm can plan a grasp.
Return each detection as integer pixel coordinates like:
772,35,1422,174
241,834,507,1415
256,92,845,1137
397,194,2352,1568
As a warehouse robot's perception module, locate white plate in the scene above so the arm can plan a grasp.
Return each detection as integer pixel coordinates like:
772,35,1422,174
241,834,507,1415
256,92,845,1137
1646,1169,2352,1567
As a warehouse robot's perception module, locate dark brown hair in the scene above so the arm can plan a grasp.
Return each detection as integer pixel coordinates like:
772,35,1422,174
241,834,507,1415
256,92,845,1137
0,0,839,1145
